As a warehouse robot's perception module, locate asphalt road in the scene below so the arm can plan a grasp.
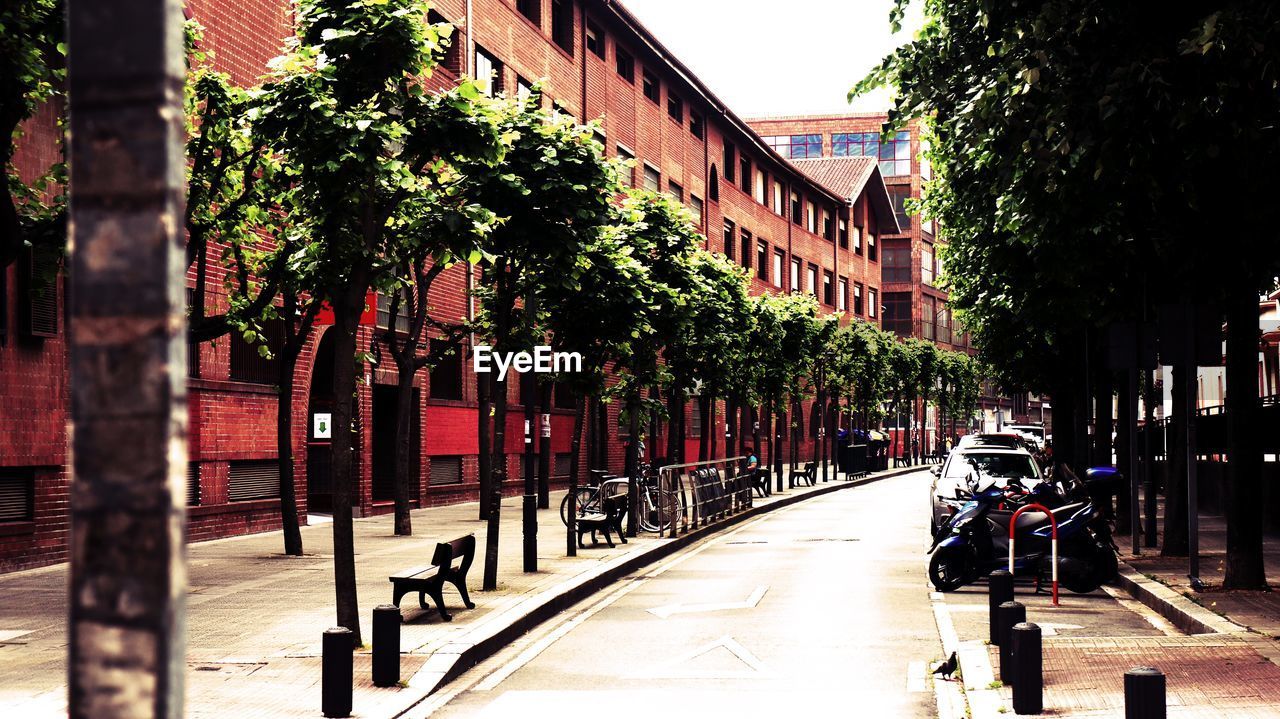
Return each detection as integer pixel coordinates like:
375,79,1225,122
423,470,944,718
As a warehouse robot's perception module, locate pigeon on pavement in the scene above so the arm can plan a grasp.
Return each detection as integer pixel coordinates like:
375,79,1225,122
932,651,958,680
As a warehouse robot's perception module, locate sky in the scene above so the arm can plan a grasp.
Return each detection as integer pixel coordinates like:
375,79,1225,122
619,0,925,118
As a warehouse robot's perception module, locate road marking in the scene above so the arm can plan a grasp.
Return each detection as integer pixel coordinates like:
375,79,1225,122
628,635,775,680
646,585,768,619
1036,622,1084,636
906,660,927,693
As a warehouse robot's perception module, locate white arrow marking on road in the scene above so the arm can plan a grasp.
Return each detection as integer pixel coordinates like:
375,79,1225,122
629,635,775,680
646,585,768,619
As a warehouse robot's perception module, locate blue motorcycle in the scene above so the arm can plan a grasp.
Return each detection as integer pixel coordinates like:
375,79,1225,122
927,469,1118,593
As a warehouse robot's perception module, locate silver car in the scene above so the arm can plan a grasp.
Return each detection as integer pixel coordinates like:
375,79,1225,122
928,447,1043,535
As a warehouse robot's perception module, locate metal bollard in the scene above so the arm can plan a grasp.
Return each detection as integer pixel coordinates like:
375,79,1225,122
997,600,1026,684
1011,622,1043,715
322,627,353,718
371,604,400,688
989,569,1014,645
1124,666,1166,719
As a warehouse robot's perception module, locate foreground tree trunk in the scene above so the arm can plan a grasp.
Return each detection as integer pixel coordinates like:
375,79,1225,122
1162,363,1190,557
624,388,641,537
478,366,492,520
538,382,553,510
276,294,315,556
698,394,711,461
567,393,586,556
329,283,365,646
1224,288,1268,589
393,360,417,535
484,370,508,590
1115,370,1133,536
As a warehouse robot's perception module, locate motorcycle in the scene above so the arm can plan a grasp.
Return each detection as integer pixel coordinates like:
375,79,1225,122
927,466,1118,593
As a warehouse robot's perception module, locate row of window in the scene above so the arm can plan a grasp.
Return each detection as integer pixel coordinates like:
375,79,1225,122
881,240,940,286
0,251,60,344
720,219,878,318
514,0,575,55
721,142,844,240
762,131,914,177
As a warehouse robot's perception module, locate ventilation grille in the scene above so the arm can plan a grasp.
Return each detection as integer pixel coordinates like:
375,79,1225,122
0,473,34,522
430,456,462,486
187,462,201,506
228,460,280,502
554,453,572,478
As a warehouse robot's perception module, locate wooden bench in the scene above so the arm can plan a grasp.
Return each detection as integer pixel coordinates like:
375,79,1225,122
389,534,476,622
752,469,771,498
894,453,911,468
793,461,817,487
577,493,628,548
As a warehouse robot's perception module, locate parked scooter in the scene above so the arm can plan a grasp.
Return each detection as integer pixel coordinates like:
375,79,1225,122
927,465,1118,593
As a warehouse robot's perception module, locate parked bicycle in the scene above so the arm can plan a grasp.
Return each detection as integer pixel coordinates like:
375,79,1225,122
560,461,680,533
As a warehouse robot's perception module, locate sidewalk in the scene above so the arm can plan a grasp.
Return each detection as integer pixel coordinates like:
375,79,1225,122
952,489,1280,718
0,463,914,718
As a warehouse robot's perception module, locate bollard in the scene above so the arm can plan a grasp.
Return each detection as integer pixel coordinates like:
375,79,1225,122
371,604,400,688
989,569,1014,645
997,600,1026,684
1124,666,1166,719
322,627,353,718
1011,622,1043,715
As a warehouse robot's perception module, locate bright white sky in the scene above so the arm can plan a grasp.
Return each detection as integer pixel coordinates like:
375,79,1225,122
619,0,925,118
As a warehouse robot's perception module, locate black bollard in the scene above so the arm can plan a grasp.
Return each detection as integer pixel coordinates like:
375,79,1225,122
1011,622,1043,715
997,600,1026,684
322,627,353,718
1124,666,1166,719
371,604,400,688
989,569,1014,645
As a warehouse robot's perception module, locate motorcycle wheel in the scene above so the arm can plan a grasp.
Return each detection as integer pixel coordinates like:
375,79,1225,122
928,548,969,592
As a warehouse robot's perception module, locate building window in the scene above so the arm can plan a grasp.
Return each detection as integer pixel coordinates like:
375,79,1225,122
724,143,736,182
833,131,911,176
756,241,768,281
805,200,816,234
0,470,34,523
228,460,281,502
429,339,464,400
740,229,753,270
937,305,952,344
517,0,541,26
921,243,936,286
868,233,877,261
690,113,704,139
837,277,848,311
790,257,801,292
739,156,751,194
868,288,879,319
883,241,913,283
853,225,863,254
551,0,574,54
642,69,660,103
516,75,535,103
723,219,736,260
376,288,411,333
616,48,634,82
230,318,284,384
838,219,849,249
762,134,822,159
21,249,58,338
754,169,766,204
475,45,503,96
690,195,704,225
807,264,817,296
617,144,635,186
772,251,784,289
854,282,864,315
888,186,912,231
586,21,604,58
790,191,801,224
772,181,784,215
822,209,834,240
922,295,936,340
643,164,661,192
709,164,719,201
823,271,834,306
667,93,683,123
667,180,684,202
882,291,911,335
430,456,463,486
428,11,464,75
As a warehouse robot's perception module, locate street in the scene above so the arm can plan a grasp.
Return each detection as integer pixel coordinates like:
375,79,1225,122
422,470,944,718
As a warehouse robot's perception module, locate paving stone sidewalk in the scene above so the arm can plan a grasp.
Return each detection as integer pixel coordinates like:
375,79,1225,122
0,464,895,718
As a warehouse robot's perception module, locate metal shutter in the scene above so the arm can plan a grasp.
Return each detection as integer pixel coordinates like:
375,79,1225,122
554,453,572,478
429,456,462,486
228,460,280,501
23,251,58,338
187,463,201,506
0,473,34,522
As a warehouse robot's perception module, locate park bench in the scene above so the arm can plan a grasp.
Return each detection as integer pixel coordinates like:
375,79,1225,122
389,534,476,622
752,469,771,498
577,493,628,548
793,461,817,487
894,452,911,468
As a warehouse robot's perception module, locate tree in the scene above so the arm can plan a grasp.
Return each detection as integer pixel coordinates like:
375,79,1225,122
253,0,503,644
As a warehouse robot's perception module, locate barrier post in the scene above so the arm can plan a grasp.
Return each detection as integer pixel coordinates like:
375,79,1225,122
1011,622,1043,714
989,570,1014,644
997,601,1026,684
322,627,353,717
1009,503,1059,606
1124,666,1165,719
371,605,400,688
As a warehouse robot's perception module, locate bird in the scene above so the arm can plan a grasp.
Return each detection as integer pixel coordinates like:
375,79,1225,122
932,651,959,680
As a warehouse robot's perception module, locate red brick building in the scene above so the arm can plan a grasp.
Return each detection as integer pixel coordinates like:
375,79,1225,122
0,0,898,572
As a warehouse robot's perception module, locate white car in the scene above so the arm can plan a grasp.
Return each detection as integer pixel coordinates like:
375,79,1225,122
928,446,1044,535
1004,424,1046,451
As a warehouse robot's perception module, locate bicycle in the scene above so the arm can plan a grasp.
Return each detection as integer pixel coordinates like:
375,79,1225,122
559,463,679,534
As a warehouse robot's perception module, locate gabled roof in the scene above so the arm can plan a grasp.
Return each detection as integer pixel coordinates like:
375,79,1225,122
789,157,901,234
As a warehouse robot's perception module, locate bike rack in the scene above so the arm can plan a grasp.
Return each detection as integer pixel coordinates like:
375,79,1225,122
1008,502,1059,607
657,456,746,539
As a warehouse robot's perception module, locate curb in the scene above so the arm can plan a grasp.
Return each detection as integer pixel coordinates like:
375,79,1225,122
1114,562,1249,636
394,464,926,715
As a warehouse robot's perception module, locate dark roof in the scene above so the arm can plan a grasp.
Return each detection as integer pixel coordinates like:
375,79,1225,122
789,157,901,234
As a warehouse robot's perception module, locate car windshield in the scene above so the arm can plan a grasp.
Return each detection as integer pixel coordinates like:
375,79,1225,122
944,452,1039,480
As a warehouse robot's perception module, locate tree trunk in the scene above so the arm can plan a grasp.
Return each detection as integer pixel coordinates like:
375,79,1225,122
698,394,711,461
567,393,585,556
329,286,364,647
624,388,641,537
1115,370,1133,536
484,370,507,590
1224,288,1267,589
1143,368,1159,548
1052,377,1076,471
708,392,718,461
538,382,552,510
277,338,304,556
666,387,680,464
478,364,491,520
393,360,416,536
1162,363,1189,556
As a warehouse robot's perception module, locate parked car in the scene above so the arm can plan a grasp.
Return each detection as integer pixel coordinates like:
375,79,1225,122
928,446,1044,535
955,433,1034,452
1005,423,1047,451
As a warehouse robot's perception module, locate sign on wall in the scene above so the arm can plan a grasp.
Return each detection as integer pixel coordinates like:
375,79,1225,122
313,413,332,440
